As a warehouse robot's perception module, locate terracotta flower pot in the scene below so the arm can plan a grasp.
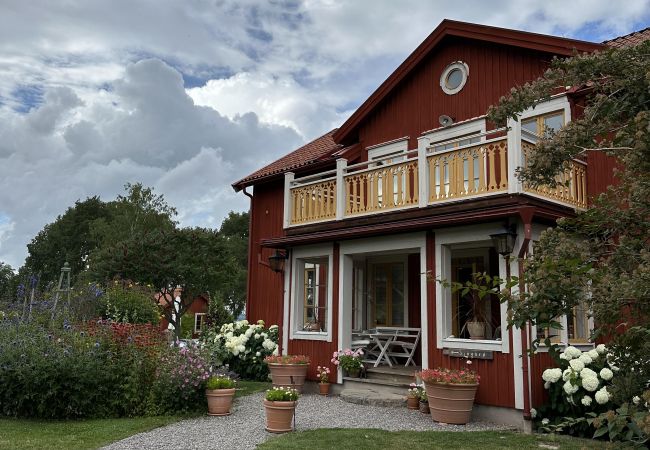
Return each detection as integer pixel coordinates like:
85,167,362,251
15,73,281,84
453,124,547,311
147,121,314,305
419,401,430,414
319,382,330,396
206,388,236,416
407,395,419,410
424,382,479,424
267,363,308,393
263,399,297,433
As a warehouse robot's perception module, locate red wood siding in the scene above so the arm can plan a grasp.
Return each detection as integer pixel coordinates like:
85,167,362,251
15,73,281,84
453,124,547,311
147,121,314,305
357,37,551,153
426,231,516,408
587,152,620,201
246,180,286,329
287,243,340,381
530,351,554,407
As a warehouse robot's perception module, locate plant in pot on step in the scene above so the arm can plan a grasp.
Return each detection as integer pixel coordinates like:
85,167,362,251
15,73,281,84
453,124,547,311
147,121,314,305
317,365,331,396
331,348,364,378
407,383,423,410
418,387,430,414
418,361,480,425
205,375,237,416
263,386,300,433
264,355,310,393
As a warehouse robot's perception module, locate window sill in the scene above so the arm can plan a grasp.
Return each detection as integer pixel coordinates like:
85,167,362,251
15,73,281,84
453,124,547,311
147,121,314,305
290,331,331,342
442,338,504,352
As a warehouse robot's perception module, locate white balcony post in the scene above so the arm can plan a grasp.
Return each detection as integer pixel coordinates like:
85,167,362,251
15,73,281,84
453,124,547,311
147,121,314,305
336,159,347,220
417,137,429,208
507,117,522,194
283,172,295,228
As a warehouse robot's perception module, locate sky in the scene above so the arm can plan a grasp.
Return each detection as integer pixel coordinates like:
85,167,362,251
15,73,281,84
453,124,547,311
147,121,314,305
0,0,649,269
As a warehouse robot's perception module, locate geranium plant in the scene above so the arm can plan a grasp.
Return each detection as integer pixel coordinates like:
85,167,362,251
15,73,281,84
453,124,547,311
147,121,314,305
265,387,299,402
407,382,424,399
418,367,480,385
317,365,331,383
331,349,364,372
264,354,310,365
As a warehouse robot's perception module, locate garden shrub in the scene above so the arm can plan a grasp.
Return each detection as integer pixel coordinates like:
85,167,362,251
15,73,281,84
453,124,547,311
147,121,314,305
0,320,167,419
99,280,159,325
200,319,279,381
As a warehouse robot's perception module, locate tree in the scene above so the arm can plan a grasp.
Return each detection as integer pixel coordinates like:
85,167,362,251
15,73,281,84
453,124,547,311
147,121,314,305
0,262,15,302
91,226,225,339
487,41,650,406
23,197,111,288
217,211,249,318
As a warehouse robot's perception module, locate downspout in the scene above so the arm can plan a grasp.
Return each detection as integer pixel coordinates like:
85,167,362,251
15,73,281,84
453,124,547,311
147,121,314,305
517,208,534,421
242,187,254,321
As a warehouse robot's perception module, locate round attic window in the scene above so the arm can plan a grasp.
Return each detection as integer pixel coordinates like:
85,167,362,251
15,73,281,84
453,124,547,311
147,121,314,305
440,61,469,95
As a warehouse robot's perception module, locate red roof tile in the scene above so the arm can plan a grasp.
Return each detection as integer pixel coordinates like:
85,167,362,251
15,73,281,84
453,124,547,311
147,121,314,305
232,129,340,191
603,27,650,48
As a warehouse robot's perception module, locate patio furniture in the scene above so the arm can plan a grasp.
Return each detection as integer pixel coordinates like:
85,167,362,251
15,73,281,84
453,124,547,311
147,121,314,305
356,327,421,367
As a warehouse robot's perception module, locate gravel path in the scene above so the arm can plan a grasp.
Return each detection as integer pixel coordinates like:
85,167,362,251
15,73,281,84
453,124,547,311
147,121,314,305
102,392,509,450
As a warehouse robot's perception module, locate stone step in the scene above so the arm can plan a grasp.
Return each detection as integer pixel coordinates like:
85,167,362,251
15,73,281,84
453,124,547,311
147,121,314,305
365,368,417,385
342,378,409,397
339,388,406,408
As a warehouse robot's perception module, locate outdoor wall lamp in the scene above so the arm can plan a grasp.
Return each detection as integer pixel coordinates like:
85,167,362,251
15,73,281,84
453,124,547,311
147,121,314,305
268,250,288,273
490,225,518,257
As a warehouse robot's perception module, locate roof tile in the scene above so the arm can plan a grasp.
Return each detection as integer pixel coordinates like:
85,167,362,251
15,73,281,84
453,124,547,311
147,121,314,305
603,27,650,48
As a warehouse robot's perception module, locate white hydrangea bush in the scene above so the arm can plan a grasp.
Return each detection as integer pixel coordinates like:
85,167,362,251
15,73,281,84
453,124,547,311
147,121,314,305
537,345,617,428
200,319,279,380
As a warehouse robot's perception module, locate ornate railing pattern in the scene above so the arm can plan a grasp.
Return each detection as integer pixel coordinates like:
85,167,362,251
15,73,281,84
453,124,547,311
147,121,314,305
427,139,508,203
344,159,419,216
289,179,337,225
522,141,588,209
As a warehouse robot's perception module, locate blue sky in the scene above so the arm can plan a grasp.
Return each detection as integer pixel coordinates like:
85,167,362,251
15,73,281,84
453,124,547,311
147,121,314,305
0,0,648,269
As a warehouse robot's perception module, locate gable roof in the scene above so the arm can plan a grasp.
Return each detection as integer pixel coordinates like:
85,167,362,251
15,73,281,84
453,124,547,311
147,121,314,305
332,19,604,144
232,129,340,191
603,27,650,48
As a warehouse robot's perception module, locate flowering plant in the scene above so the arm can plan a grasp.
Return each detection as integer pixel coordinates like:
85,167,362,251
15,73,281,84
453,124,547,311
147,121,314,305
317,366,331,383
205,375,236,390
200,319,279,381
418,367,480,385
331,349,364,372
265,386,299,402
407,382,425,400
264,354,310,365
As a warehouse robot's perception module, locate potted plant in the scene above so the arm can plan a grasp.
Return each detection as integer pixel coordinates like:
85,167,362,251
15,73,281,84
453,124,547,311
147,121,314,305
317,365,331,396
205,375,237,416
407,383,422,410
418,363,480,424
331,348,364,377
263,386,300,433
419,389,430,414
264,355,310,393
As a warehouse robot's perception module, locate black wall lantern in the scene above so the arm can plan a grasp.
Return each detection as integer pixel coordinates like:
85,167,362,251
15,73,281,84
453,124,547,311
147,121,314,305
268,250,288,273
490,225,518,257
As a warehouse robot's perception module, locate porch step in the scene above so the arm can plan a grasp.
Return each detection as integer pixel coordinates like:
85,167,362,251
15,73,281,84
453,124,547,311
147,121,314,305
342,377,410,398
339,388,406,408
365,366,418,385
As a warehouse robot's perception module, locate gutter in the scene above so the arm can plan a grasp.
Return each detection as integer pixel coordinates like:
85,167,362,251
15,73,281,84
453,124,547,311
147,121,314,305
242,187,254,320
517,207,535,421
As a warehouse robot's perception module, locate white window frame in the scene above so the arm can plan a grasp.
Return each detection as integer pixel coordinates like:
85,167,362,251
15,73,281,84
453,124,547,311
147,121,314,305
194,313,206,334
435,223,513,353
367,136,409,164
440,61,469,95
366,255,409,328
420,117,486,150
289,244,334,342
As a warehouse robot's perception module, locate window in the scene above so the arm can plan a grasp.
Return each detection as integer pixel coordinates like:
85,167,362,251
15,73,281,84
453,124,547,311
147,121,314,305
567,303,590,343
432,132,481,152
522,110,564,139
194,313,206,334
292,245,333,342
367,137,408,165
440,61,469,95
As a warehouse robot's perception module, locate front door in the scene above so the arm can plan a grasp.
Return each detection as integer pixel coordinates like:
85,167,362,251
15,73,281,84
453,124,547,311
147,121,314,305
369,262,406,327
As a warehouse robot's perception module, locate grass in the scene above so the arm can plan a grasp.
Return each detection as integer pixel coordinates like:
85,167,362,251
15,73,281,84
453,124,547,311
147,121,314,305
0,380,271,450
258,429,625,450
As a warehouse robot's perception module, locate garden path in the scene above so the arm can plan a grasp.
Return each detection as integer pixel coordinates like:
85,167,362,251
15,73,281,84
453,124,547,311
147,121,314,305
102,392,508,450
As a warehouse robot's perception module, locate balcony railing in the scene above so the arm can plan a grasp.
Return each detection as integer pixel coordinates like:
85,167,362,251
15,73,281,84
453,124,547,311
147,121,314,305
283,132,588,227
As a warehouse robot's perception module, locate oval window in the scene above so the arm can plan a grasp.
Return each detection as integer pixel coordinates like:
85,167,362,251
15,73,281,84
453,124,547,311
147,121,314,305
440,62,469,95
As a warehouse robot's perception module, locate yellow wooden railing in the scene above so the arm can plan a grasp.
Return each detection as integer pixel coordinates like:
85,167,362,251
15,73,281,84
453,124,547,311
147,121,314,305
427,139,508,203
522,141,588,209
289,179,337,225
344,159,419,216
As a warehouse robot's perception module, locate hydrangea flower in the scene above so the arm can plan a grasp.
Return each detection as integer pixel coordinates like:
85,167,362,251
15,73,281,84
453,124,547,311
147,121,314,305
596,344,607,354
578,354,592,365
599,368,613,381
541,418,550,425
562,368,572,382
569,359,585,372
542,368,562,383
581,395,592,406
582,374,600,392
587,349,599,360
580,367,597,380
563,380,579,395
564,346,582,360
595,387,610,404
530,408,537,419
633,396,641,405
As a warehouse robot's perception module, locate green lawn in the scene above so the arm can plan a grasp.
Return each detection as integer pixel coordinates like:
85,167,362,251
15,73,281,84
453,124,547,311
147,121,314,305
259,429,625,450
0,380,271,450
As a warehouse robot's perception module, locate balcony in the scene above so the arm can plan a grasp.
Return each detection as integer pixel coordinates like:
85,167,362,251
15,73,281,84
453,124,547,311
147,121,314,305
283,131,587,228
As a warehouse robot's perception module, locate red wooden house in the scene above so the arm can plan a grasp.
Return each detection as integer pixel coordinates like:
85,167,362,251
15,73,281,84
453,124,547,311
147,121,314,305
233,20,647,428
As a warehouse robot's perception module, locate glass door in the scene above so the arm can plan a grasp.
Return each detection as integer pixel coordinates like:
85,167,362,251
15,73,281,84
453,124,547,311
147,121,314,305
369,262,405,327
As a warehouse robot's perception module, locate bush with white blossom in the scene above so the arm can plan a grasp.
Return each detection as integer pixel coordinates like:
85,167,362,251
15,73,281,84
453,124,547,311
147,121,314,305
200,319,279,381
